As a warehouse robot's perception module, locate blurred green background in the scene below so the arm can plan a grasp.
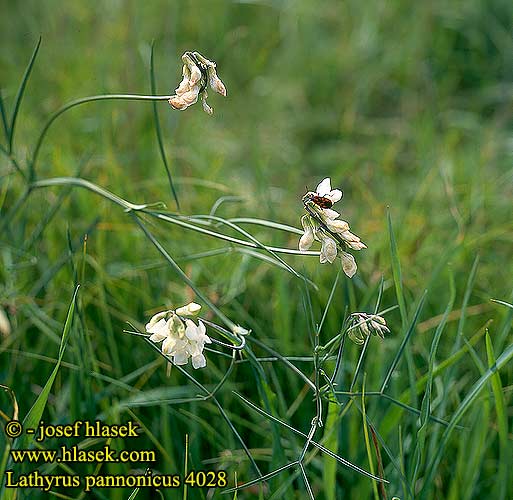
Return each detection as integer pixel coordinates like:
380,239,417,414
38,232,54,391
1,0,512,499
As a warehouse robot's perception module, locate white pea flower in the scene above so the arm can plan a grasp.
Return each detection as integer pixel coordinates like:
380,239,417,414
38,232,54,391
347,313,390,345
145,302,211,369
168,51,226,114
300,177,367,277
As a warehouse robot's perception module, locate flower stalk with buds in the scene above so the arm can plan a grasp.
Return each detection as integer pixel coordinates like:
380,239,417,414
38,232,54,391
299,177,366,278
169,51,227,115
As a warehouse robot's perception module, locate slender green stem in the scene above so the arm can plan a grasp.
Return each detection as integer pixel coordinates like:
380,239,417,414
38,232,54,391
155,211,319,255
0,89,9,141
30,93,171,179
150,42,180,209
0,147,26,180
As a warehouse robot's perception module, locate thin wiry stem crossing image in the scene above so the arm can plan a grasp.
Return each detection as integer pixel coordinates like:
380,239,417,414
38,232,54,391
1,3,512,500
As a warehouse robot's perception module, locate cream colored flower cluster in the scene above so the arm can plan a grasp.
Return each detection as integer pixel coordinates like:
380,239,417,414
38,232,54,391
168,51,226,115
299,178,366,278
145,302,212,369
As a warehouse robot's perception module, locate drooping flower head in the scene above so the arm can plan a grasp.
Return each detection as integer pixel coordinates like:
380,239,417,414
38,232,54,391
346,313,390,345
145,302,212,369
168,51,226,115
299,177,366,278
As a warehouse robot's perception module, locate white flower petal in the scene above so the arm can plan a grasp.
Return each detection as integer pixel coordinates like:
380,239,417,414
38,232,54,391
316,177,332,196
326,219,349,233
145,312,168,332
185,319,200,341
347,240,367,251
319,236,337,264
162,335,178,354
341,251,357,278
192,353,207,369
197,320,210,343
168,85,200,110
173,351,189,365
340,230,360,242
187,340,202,356
322,208,340,220
299,227,314,252
327,189,343,203
147,319,169,342
189,64,202,86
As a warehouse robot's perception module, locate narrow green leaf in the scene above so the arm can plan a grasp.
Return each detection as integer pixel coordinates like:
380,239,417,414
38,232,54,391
380,291,426,393
422,342,513,494
17,285,79,449
9,36,42,153
361,377,379,500
322,402,340,500
387,209,407,326
0,88,9,140
411,272,455,487
485,332,508,500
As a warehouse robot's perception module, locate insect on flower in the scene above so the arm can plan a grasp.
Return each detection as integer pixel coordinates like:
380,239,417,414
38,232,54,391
303,177,343,209
299,177,365,278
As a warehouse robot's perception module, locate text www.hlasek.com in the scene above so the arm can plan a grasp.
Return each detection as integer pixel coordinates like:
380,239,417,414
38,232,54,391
10,446,156,464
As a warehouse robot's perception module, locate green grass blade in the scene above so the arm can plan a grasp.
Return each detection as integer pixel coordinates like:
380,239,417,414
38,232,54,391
380,291,426,393
322,402,340,500
454,255,479,350
361,378,379,500
421,341,513,495
150,41,180,210
411,272,455,488
485,332,509,500
9,36,42,153
0,88,9,140
16,285,79,449
387,209,407,326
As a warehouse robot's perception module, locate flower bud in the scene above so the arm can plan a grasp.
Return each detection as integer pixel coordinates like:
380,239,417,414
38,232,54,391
340,251,357,277
325,219,349,233
319,235,337,264
233,325,250,336
175,302,202,316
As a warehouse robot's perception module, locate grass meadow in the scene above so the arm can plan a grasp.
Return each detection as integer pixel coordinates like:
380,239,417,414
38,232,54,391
1,1,513,499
